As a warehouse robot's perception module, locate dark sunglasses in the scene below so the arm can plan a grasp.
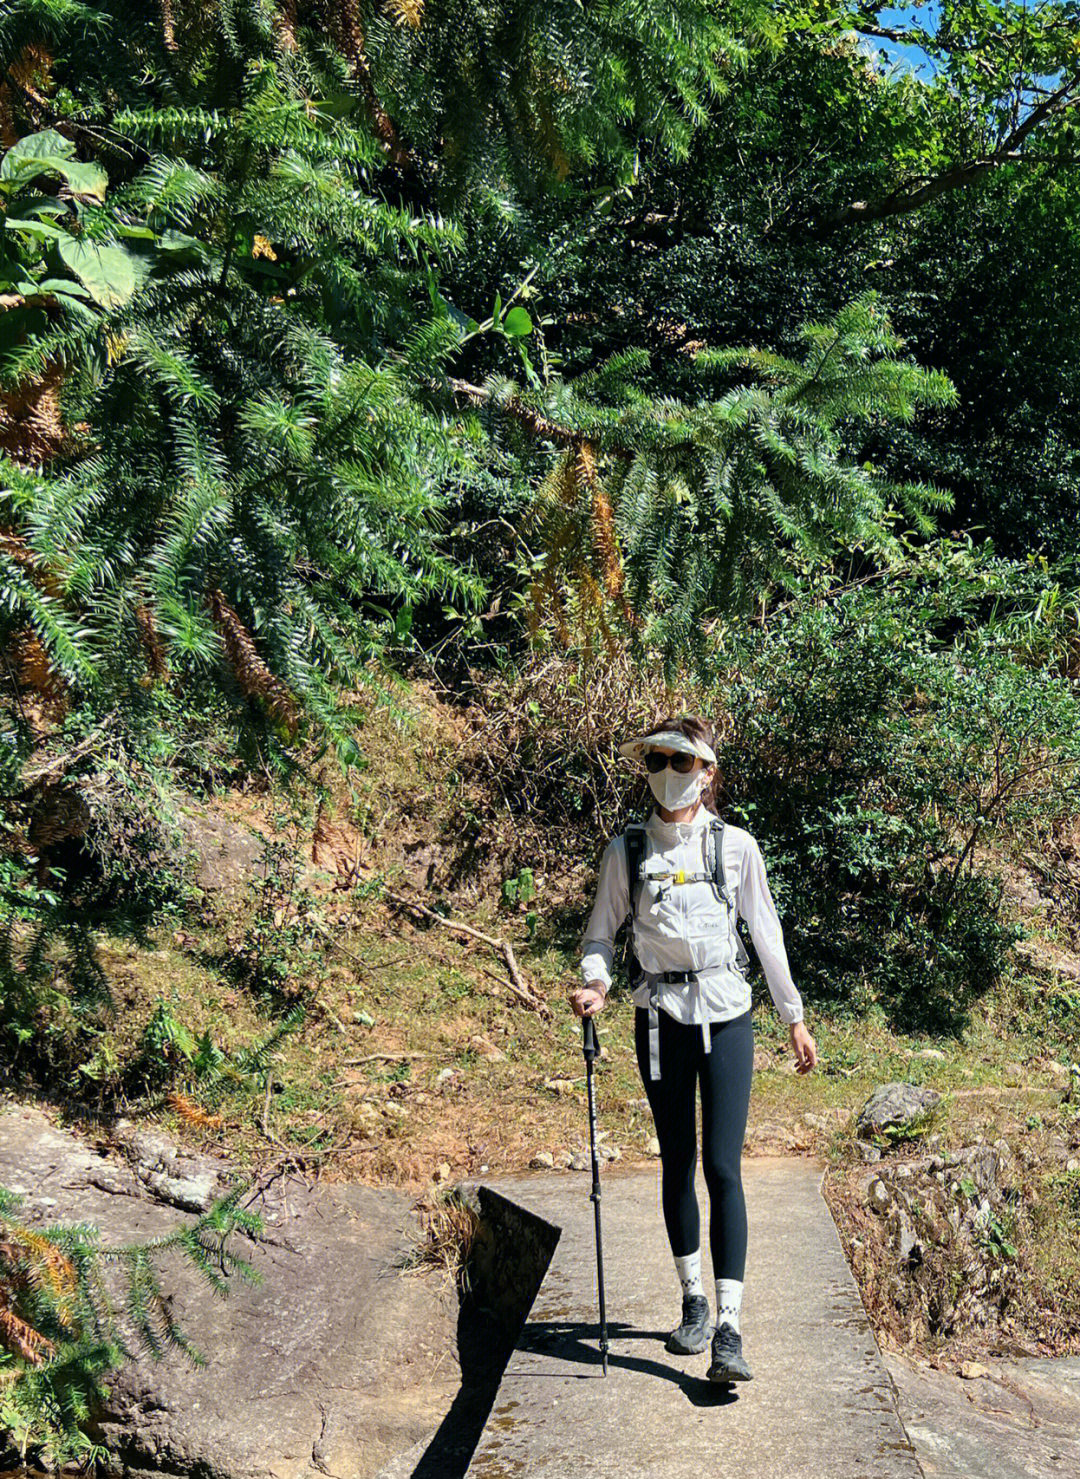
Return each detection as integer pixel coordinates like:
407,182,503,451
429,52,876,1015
644,750,698,774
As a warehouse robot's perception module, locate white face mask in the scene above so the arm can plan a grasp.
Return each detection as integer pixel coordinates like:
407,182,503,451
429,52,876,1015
647,765,705,811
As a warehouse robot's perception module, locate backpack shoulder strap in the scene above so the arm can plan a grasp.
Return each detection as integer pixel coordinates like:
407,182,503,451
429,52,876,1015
708,817,733,908
710,818,751,970
620,821,649,986
623,821,648,922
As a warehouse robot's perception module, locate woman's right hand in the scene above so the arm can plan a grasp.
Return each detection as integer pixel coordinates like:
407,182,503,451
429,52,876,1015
570,983,607,1018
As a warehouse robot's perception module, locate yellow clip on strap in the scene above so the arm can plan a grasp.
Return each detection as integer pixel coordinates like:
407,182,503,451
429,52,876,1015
675,869,685,884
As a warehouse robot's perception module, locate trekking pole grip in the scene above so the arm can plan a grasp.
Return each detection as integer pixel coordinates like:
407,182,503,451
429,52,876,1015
582,1014,599,1061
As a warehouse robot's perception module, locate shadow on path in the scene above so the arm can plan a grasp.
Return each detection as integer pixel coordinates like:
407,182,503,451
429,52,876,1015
517,1318,742,1407
411,1310,741,1477
410,1301,513,1479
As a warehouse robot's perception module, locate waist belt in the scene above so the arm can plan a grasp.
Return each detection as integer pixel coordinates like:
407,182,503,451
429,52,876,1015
641,969,713,1081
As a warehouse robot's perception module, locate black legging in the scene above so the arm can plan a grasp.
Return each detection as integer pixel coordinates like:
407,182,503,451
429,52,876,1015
634,1005,753,1281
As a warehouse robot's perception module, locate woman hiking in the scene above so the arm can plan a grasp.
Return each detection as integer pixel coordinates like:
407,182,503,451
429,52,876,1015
571,714,818,1384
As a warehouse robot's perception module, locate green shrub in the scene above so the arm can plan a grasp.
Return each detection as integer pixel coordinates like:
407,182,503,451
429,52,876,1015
718,548,1080,1031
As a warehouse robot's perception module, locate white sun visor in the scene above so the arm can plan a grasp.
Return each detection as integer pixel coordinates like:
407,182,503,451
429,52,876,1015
618,729,717,764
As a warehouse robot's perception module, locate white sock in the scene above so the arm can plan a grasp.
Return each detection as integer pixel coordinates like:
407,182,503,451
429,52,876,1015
674,1250,704,1300
716,1277,743,1333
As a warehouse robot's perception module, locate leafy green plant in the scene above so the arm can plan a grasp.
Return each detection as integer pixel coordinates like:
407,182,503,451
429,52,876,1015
715,544,1080,1031
226,843,322,1007
876,1103,943,1148
0,884,114,1092
158,1003,308,1128
0,129,139,316
141,1000,197,1066
972,1207,1019,1263
1047,1167,1080,1221
501,866,537,908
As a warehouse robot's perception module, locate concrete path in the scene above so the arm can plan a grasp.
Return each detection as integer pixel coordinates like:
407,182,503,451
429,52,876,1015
465,1157,924,1479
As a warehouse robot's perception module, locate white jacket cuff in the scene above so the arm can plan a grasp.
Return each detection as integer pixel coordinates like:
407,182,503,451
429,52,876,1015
580,943,613,992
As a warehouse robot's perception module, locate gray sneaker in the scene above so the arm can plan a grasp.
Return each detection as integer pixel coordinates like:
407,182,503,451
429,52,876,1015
665,1293,712,1355
707,1321,753,1382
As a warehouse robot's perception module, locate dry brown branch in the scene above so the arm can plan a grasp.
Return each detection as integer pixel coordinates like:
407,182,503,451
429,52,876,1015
0,44,54,147
6,632,65,709
450,378,591,450
159,0,178,50
311,798,364,887
322,0,415,169
135,602,170,682
341,1052,432,1064
208,587,300,735
27,781,89,852
383,888,551,1018
0,1300,57,1363
578,442,625,600
0,529,39,571
385,0,424,26
0,361,70,465
1,1227,75,1305
167,1090,223,1130
18,715,116,787
275,0,299,50
260,1076,283,1146
319,998,347,1033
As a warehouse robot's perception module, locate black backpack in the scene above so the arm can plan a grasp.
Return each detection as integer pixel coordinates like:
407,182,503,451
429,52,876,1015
619,816,745,987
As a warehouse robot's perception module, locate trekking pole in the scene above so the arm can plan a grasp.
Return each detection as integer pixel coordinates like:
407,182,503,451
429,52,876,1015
582,1014,609,1376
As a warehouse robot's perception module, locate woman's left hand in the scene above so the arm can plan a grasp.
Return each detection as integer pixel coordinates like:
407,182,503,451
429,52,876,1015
790,1021,817,1074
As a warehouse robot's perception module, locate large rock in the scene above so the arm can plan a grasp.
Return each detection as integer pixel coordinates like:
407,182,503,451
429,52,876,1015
885,1350,1080,1478
856,1082,941,1139
950,1142,1004,1200
887,1205,920,1265
110,1121,238,1211
0,1104,459,1479
175,805,266,900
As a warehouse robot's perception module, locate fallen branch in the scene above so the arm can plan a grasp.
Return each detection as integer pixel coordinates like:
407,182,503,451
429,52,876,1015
342,1052,431,1065
318,998,347,1034
18,713,118,787
384,889,551,1019
239,1154,310,1211
260,1076,284,1148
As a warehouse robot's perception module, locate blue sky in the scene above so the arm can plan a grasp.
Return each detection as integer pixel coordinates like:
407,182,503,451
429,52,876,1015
861,3,942,78
859,2,1066,104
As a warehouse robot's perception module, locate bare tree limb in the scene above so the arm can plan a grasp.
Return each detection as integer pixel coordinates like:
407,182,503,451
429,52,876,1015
341,1052,431,1064
384,887,551,1019
823,70,1080,231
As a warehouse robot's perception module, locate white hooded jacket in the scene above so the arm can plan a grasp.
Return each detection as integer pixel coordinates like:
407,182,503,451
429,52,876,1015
579,804,804,1029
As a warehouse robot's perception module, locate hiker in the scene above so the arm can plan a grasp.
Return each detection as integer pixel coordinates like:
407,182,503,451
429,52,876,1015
571,714,817,1384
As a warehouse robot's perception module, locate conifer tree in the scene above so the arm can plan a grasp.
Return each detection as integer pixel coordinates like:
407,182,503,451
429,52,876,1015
0,11,484,743
516,294,957,672
0,1,968,732
0,1184,260,1467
